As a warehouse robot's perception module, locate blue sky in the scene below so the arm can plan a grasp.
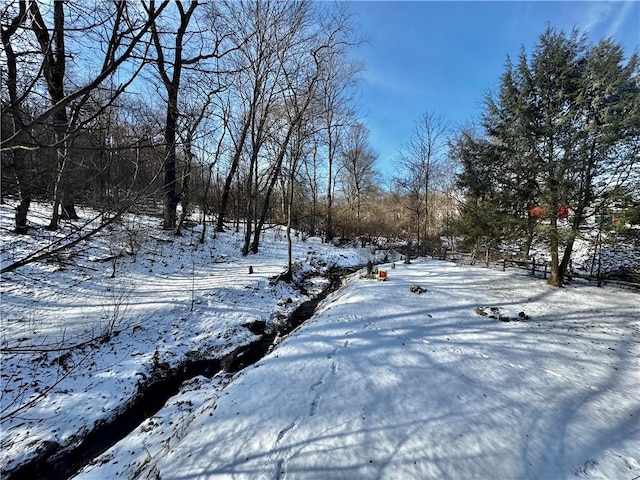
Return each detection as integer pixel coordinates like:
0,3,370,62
346,1,640,175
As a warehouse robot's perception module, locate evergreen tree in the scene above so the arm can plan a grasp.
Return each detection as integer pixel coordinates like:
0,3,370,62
458,27,639,285
451,129,514,254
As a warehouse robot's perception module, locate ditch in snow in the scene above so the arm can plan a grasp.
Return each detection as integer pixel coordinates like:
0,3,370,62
5,267,357,480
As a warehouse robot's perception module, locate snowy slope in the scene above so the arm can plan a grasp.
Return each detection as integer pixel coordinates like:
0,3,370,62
0,203,380,476
73,261,640,480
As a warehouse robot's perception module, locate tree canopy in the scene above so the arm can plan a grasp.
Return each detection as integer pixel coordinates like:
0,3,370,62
453,27,639,285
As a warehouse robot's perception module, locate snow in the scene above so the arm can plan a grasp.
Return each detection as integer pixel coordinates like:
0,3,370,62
1,202,639,480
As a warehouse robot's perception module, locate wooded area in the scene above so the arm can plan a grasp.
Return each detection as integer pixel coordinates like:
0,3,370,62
2,1,638,285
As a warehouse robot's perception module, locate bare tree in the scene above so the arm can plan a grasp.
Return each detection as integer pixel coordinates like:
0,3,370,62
299,133,323,236
214,0,283,234
394,111,449,250
28,0,77,228
249,2,329,255
176,88,214,235
282,122,314,279
317,6,361,242
338,122,378,238
212,0,360,248
1,1,169,230
145,0,233,231
1,1,30,233
197,95,232,243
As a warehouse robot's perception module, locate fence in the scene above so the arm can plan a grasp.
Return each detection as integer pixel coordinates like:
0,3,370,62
438,250,640,290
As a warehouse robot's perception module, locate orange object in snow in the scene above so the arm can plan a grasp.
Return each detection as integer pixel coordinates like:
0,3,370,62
557,205,569,219
530,205,544,219
529,204,569,219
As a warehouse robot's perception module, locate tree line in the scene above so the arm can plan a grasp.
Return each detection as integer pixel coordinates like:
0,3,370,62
1,2,385,254
2,2,638,285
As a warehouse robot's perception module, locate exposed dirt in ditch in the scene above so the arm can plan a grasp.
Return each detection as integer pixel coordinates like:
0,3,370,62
4,266,357,480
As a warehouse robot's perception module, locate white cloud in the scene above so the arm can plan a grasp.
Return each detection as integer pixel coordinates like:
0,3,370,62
582,2,613,34
605,1,636,38
581,1,637,39
362,65,422,97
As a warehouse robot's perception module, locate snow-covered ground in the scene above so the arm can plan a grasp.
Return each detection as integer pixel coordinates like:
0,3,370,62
1,202,639,479
525,223,640,278
0,203,380,477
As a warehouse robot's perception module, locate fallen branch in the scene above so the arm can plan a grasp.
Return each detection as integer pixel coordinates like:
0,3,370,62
1,207,129,275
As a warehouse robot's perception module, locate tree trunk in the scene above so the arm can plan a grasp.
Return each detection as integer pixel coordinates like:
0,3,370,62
310,148,319,236
29,1,78,230
162,86,180,230
548,216,561,286
285,175,295,280
251,136,290,253
558,206,584,284
61,202,78,220
241,149,257,256
150,1,199,231
522,218,536,260
14,161,31,234
216,116,251,232
405,240,412,264
325,130,334,243
2,1,31,233
48,109,71,230
175,129,194,235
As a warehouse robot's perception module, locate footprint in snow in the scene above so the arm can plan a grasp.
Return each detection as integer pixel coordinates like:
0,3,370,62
309,395,320,416
275,419,298,445
310,373,325,391
270,419,299,480
274,458,287,480
327,347,339,359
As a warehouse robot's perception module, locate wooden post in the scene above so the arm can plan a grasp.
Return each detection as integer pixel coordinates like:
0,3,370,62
531,258,536,276
544,262,548,279
485,247,489,267
502,258,506,272
597,254,603,287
